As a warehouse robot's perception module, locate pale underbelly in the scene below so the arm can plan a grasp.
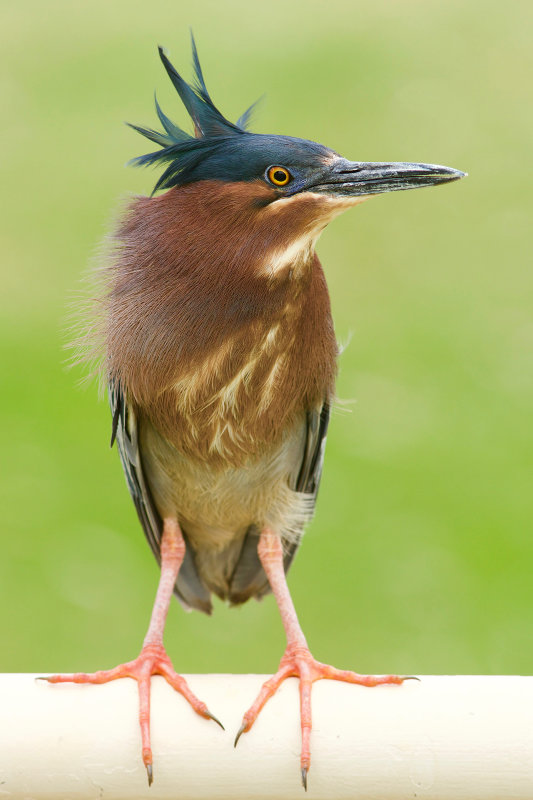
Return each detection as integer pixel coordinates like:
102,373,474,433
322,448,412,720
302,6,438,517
139,413,312,551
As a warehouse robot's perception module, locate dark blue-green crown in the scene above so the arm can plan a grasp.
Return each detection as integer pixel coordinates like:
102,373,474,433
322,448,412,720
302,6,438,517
129,36,261,193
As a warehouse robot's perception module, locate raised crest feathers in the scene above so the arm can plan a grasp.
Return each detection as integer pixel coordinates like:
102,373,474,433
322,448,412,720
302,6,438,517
128,33,257,193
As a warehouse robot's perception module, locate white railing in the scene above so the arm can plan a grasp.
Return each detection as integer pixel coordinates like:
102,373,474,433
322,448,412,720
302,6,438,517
1,674,532,798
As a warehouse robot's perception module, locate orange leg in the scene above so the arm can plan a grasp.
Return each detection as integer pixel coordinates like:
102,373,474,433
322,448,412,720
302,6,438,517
235,530,412,790
42,518,222,785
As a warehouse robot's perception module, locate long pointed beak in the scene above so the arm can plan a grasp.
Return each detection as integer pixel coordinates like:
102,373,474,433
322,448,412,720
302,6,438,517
310,158,466,197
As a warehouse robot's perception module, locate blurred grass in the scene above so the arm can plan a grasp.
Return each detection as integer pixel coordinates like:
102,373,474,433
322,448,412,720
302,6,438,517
1,0,532,677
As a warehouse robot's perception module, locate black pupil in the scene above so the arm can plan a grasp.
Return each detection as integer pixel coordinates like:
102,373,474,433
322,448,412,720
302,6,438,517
273,169,287,183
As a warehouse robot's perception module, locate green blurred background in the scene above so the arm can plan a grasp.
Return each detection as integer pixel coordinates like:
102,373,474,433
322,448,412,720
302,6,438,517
1,0,532,677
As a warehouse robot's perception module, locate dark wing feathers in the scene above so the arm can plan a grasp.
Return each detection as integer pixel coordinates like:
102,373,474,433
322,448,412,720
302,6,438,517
109,381,161,559
295,402,330,495
227,401,331,604
109,381,212,614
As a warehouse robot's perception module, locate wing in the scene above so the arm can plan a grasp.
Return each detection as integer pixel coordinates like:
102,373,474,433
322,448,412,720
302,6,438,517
109,381,212,614
228,400,331,603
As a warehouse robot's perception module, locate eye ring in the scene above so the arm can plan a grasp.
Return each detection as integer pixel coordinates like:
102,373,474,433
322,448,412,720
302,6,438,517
266,165,292,187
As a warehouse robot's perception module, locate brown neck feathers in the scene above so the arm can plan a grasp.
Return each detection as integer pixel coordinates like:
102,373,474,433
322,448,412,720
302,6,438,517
104,181,338,464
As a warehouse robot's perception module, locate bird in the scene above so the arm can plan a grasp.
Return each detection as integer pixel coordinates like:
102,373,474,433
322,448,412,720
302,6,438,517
44,35,465,789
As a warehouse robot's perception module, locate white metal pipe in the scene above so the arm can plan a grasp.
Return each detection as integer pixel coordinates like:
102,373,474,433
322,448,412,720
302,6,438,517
1,674,532,799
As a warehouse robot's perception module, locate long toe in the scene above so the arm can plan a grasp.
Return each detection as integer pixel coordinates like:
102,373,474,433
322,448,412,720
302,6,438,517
236,644,408,790
42,642,223,783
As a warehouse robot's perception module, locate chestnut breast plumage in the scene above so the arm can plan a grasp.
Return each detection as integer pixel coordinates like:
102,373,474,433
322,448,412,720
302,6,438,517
105,181,338,468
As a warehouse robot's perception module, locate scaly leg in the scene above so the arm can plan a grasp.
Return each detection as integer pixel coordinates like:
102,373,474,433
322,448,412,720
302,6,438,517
42,518,222,784
235,530,411,790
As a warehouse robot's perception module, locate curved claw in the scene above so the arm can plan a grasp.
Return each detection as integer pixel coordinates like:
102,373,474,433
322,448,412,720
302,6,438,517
234,723,247,748
206,709,225,730
301,767,308,791
403,675,421,682
146,763,153,787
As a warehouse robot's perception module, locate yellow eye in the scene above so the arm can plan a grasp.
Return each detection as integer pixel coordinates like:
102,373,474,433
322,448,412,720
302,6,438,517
267,166,292,187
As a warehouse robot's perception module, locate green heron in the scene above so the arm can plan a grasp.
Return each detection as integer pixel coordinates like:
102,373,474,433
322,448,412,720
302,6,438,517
45,36,465,788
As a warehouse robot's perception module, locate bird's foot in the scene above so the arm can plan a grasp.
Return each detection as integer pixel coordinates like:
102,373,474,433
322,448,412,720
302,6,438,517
41,642,223,784
235,643,410,790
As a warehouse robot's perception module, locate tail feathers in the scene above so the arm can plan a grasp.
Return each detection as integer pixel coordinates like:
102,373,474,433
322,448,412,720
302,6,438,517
228,525,270,605
174,530,213,614
227,525,299,605
176,525,299,611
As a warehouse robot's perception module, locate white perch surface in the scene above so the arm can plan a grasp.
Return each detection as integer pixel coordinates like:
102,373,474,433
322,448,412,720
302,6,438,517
0,674,532,799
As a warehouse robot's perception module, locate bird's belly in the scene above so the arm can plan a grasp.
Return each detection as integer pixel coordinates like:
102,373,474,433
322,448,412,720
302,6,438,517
139,414,311,552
